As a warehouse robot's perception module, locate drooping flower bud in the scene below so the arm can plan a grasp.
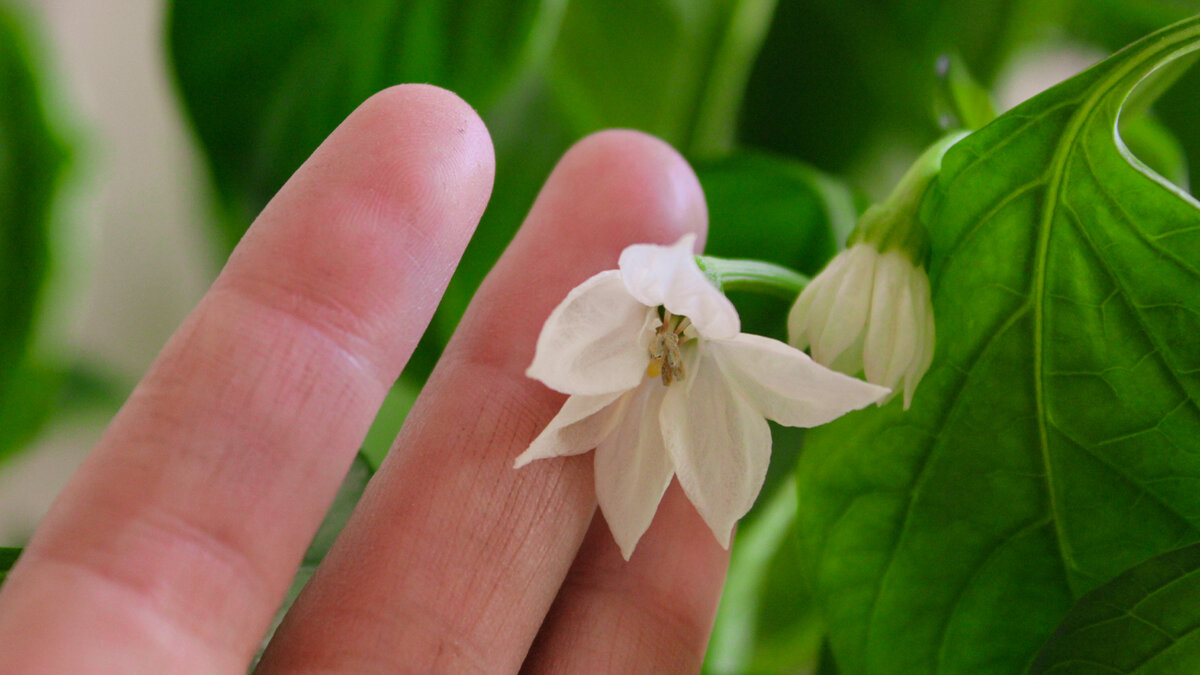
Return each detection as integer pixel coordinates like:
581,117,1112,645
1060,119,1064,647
788,133,965,408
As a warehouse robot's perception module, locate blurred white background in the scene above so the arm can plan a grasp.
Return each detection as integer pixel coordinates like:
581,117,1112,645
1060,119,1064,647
1,0,213,543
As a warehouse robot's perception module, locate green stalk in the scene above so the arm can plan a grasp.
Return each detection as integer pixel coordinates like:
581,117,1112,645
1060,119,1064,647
850,130,970,259
697,255,809,301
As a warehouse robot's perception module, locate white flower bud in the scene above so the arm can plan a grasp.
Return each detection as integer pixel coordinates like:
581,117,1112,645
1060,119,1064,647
788,243,935,409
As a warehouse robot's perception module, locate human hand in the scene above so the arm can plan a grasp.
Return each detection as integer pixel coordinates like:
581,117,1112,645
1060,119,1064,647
0,85,729,673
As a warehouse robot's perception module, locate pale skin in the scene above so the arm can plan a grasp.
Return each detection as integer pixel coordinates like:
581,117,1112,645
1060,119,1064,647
0,85,730,673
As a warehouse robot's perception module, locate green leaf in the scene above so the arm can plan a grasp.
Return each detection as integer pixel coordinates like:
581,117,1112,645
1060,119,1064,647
0,547,21,585
933,53,997,131
1065,0,1200,53
360,376,422,471
797,16,1200,674
706,479,824,675
257,452,373,661
1061,1,1200,195
0,361,64,461
550,0,776,156
168,0,565,249
1121,113,1190,189
1029,541,1200,674
0,4,68,464
739,0,1072,174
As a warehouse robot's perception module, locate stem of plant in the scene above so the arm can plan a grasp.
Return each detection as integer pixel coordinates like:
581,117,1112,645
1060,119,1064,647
696,256,809,302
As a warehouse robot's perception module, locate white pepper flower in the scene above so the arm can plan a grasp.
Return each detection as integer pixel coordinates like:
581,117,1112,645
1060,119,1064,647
515,235,887,559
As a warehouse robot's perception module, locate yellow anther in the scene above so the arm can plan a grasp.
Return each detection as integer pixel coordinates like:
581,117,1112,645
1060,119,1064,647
647,316,686,386
646,359,663,379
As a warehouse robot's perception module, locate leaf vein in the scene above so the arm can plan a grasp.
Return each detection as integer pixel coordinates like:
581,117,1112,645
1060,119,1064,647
937,178,1045,282
863,302,1033,663
1077,137,1200,282
1058,196,1200,415
1046,417,1198,536
932,516,1054,672
949,100,1079,175
1121,618,1200,673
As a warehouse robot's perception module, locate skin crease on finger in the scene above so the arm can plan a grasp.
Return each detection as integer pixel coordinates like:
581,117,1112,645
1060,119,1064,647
256,130,730,674
0,84,495,673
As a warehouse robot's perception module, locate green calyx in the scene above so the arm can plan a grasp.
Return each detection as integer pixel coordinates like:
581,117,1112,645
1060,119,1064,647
695,256,809,302
849,131,970,264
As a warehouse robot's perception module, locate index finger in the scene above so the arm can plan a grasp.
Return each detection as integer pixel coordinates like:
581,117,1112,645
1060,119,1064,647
0,84,494,672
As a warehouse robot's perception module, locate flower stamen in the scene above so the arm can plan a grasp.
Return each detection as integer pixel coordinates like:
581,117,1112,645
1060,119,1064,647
647,309,691,386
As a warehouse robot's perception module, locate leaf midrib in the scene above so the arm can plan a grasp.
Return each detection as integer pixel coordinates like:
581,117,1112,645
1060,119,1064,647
1031,18,1200,599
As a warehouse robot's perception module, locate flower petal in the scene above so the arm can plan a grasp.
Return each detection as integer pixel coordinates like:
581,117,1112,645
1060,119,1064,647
709,333,890,428
813,244,875,369
594,381,674,560
527,270,656,396
787,248,844,348
885,255,921,388
513,390,627,468
796,246,852,353
862,254,903,388
618,234,740,339
902,268,936,409
786,277,818,351
660,350,771,548
865,251,920,404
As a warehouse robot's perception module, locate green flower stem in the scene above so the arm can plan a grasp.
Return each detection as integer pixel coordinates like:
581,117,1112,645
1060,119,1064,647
852,130,970,259
696,256,809,302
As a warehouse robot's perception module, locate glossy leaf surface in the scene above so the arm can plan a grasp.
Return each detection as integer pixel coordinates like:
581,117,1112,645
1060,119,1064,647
798,16,1200,674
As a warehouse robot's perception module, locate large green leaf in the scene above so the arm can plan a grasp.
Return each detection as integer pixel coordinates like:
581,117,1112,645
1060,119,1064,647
550,0,776,156
168,0,564,249
1029,541,1200,674
706,479,824,675
1120,114,1189,189
797,16,1200,674
1064,1,1200,194
738,0,1071,175
0,4,67,463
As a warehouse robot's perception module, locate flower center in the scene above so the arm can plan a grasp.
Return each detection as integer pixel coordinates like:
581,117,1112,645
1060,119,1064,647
646,310,692,386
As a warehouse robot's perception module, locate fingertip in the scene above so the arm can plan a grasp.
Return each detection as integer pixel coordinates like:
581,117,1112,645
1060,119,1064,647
218,84,496,380
548,129,708,251
249,83,496,255
308,83,496,249
353,83,496,188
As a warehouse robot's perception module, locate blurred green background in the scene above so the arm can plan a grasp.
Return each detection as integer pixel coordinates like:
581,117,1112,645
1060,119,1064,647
2,0,1198,671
